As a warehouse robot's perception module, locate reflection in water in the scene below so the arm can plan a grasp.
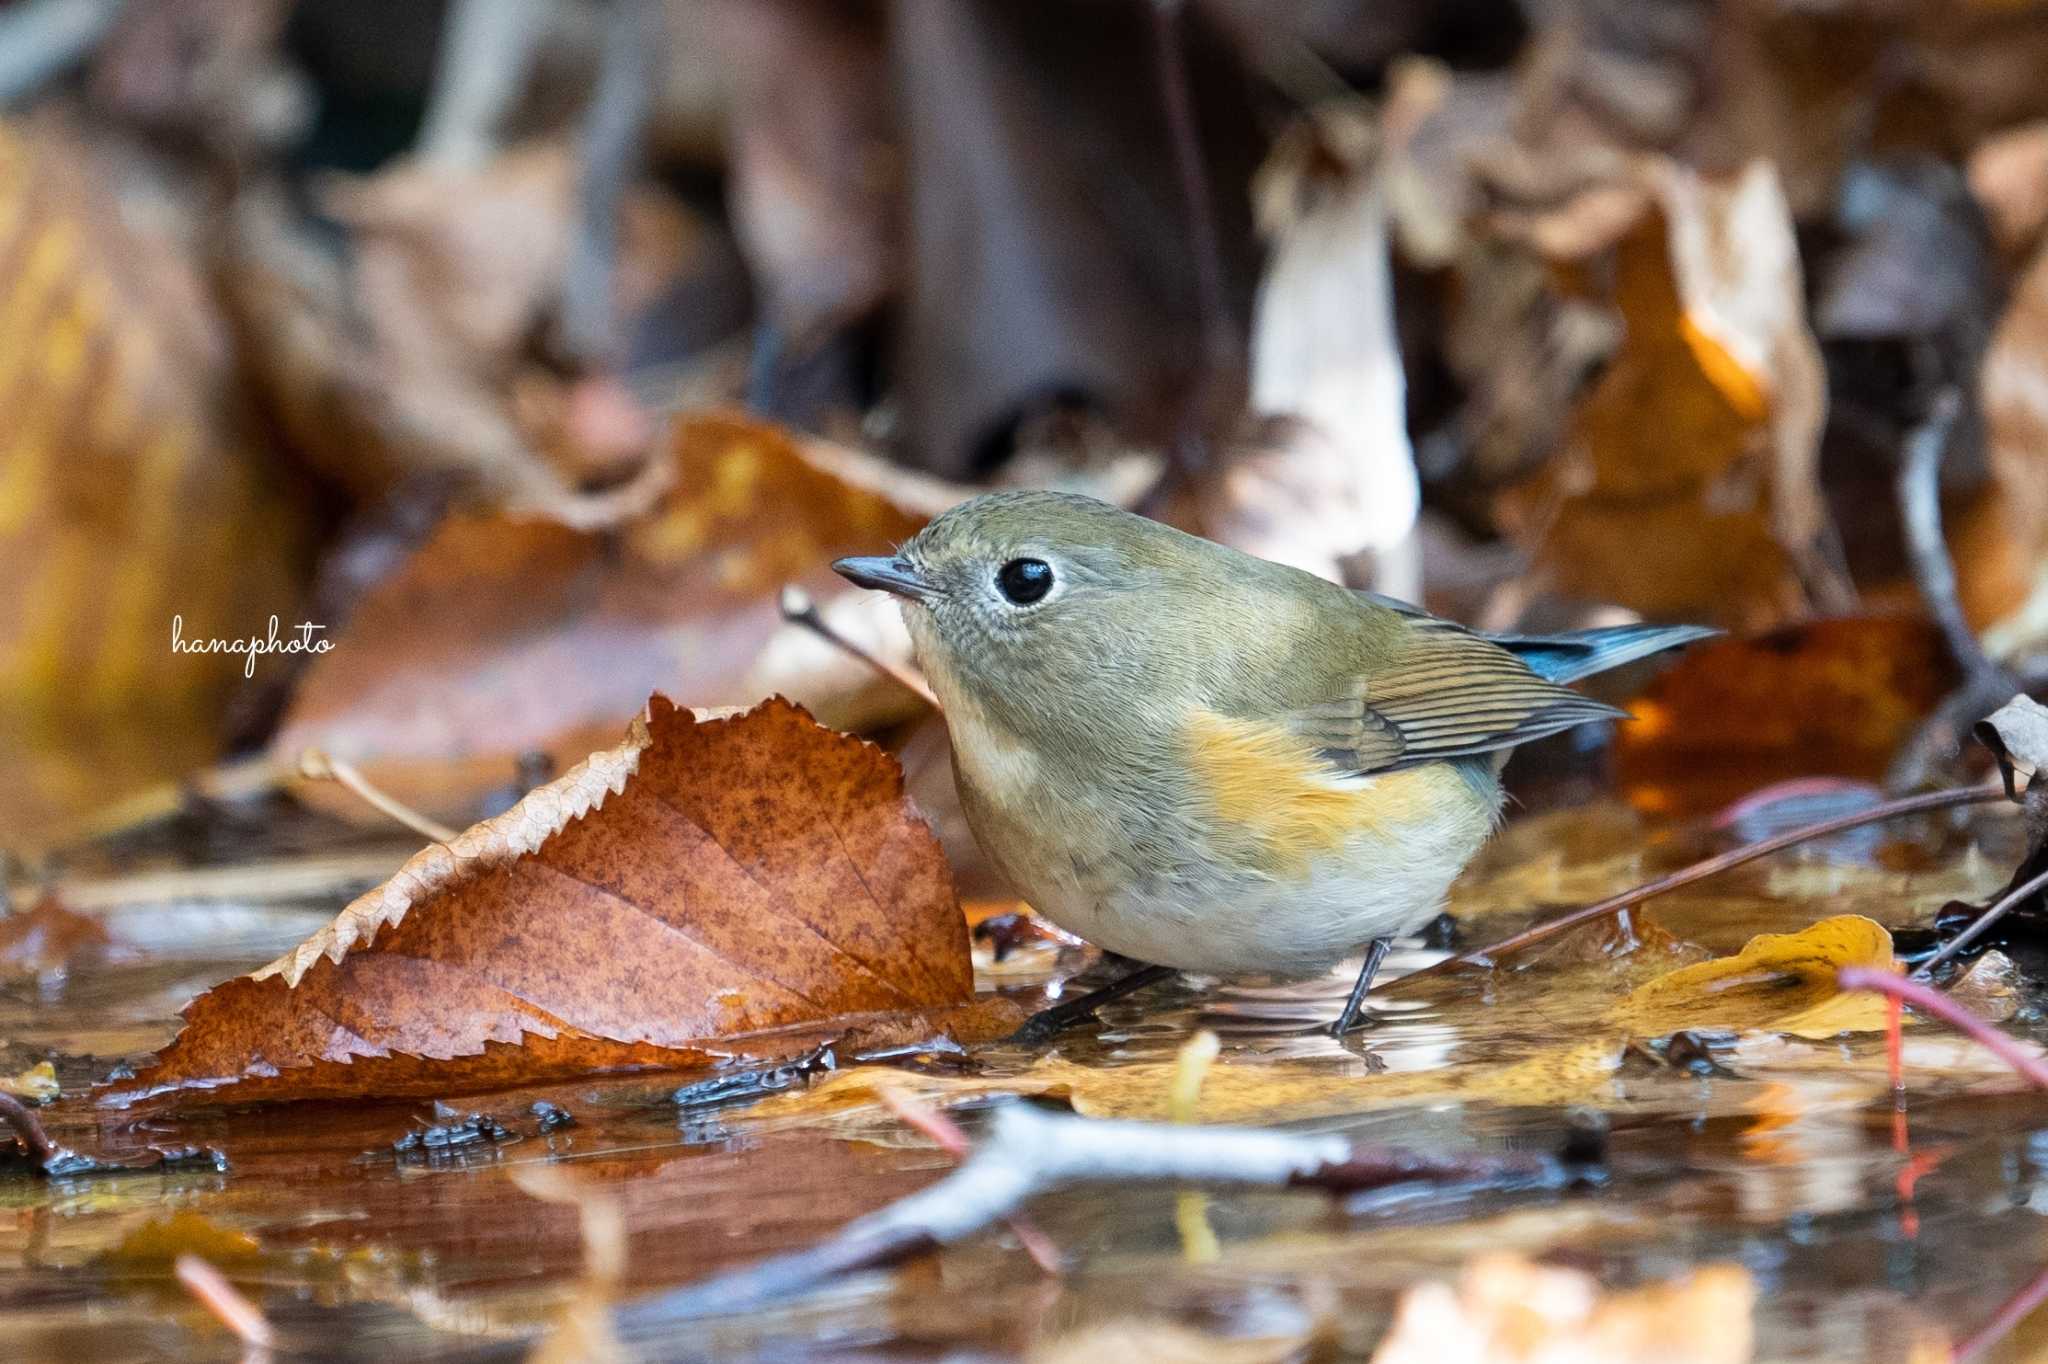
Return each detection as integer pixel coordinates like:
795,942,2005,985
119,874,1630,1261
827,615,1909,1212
7,803,2048,1361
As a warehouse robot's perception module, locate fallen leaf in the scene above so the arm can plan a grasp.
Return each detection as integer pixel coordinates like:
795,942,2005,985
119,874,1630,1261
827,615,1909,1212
1609,916,1897,1041
1964,236,2048,657
1614,618,1958,815
1368,1255,1754,1364
1,1061,57,1101
1206,99,1418,594
101,696,972,1106
1976,694,2048,792
1494,159,1842,630
745,1038,1631,1128
0,120,313,843
749,918,1896,1129
273,411,962,825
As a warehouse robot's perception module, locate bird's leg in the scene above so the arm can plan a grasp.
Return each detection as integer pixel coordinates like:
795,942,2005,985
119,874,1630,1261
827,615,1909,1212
1326,937,1394,1037
1005,962,1177,1047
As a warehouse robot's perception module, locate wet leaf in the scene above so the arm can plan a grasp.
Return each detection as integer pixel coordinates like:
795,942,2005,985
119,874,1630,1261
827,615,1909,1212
273,412,960,824
1,1061,57,1101
1610,916,1897,1041
1368,1255,1754,1364
102,696,972,1106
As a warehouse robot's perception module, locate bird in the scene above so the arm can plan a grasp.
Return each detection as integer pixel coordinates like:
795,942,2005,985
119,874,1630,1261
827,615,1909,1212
833,491,1714,1038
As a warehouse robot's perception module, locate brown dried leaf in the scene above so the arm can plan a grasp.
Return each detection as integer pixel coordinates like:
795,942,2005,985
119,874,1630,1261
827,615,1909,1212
1369,1256,1754,1364
1961,238,2048,656
273,411,961,823
0,121,312,842
103,696,971,1107
1615,618,1957,812
1495,159,1840,630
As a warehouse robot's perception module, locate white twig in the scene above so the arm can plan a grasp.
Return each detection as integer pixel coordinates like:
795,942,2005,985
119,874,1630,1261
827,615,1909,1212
0,0,127,107
615,1103,1567,1334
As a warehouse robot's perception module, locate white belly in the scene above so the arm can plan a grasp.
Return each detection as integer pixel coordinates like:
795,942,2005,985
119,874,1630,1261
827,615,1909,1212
1026,787,1496,976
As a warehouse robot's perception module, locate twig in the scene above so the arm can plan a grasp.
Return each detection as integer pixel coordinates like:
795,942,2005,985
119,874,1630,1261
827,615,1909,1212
1889,387,2027,787
1956,1265,2048,1364
778,586,940,709
1898,389,1994,680
557,0,662,368
0,1091,59,1166
296,750,459,844
1835,967,2048,1090
0,0,127,108
176,1255,275,1354
1148,0,1233,488
613,1102,1570,1335
415,0,550,169
1912,865,2048,980
877,1086,1061,1275
12,850,409,915
1393,784,2006,984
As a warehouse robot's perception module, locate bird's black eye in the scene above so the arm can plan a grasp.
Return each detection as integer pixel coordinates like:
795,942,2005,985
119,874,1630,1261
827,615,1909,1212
995,558,1053,605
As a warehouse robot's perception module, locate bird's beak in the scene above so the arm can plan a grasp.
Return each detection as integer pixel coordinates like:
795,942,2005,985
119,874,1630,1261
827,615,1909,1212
832,555,937,601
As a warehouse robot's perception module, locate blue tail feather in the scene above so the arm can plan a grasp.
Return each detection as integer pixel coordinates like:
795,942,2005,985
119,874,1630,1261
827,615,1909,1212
1485,624,1721,684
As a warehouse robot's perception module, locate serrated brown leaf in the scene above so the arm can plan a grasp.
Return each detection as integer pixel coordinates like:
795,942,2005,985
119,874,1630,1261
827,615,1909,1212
101,696,972,1107
272,410,963,824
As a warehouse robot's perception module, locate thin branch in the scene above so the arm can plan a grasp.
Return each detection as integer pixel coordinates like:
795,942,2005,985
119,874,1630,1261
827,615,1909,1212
877,1085,1061,1275
1898,388,1995,681
176,1255,276,1354
1912,865,2048,980
0,1091,60,1166
1888,387,2027,787
416,0,551,169
0,0,127,108
1148,0,1233,488
557,0,662,368
1391,784,2007,985
1835,967,2048,1090
613,1103,1571,1335
296,749,459,844
1957,1265,2048,1364
778,586,940,709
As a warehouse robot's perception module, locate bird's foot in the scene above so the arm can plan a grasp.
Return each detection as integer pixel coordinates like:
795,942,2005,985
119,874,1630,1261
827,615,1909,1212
1003,963,1176,1047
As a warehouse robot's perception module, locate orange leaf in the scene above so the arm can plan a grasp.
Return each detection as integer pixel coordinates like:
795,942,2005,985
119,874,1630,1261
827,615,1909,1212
102,695,971,1107
272,410,959,824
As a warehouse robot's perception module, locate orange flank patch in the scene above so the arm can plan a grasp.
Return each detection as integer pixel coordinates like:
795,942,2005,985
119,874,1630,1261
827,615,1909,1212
1181,709,1449,872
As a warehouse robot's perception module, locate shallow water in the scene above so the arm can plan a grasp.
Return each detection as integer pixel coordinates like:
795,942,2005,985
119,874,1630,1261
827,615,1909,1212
4,793,2047,1361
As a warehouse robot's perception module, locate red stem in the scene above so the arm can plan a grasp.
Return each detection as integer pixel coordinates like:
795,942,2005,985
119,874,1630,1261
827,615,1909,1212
1392,784,2005,987
1835,966,2048,1090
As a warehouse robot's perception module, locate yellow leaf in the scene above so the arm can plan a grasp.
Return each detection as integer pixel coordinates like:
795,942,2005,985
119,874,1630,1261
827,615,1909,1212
1609,915,1897,1040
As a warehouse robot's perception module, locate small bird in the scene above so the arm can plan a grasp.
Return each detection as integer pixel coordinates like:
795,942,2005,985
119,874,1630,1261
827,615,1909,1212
834,492,1713,1037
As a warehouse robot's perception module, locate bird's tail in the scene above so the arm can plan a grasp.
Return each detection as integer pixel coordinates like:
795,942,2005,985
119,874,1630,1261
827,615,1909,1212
1485,624,1721,685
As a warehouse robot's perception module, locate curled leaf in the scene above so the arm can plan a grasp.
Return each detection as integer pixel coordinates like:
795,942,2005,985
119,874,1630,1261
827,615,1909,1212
1610,915,1897,1041
102,696,971,1107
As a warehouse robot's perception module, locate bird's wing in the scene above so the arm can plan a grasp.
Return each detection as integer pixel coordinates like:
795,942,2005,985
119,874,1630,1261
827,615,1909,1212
1284,617,1626,774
